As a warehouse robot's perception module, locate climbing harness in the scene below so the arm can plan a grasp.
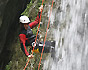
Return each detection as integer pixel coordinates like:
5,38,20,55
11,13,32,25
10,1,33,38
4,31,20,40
23,0,54,70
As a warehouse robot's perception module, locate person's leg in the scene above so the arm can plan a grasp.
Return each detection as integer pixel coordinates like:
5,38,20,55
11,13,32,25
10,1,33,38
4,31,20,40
38,41,55,53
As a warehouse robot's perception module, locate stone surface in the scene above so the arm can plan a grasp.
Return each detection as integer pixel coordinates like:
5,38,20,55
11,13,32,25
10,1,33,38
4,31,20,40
0,0,30,69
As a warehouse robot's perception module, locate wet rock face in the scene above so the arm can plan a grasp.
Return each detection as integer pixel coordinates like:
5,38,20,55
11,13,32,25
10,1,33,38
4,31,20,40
0,0,8,27
0,0,30,69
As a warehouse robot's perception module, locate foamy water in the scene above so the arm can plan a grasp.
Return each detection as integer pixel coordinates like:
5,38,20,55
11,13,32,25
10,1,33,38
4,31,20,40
43,0,88,70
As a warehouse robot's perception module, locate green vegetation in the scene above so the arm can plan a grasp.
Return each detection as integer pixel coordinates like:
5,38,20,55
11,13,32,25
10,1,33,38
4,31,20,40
21,0,46,21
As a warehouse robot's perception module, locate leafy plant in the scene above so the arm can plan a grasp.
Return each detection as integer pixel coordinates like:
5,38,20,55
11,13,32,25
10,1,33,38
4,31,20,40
5,61,12,70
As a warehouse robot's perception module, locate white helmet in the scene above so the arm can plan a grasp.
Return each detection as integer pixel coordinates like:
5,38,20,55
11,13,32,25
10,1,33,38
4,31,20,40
19,15,30,23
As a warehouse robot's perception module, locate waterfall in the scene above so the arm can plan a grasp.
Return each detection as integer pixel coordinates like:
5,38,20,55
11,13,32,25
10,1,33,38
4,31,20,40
43,0,88,70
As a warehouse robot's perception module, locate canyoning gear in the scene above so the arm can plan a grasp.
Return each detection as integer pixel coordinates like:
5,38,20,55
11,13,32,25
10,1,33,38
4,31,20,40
32,41,55,53
19,15,30,23
33,48,40,53
28,54,34,58
38,41,55,53
19,12,40,56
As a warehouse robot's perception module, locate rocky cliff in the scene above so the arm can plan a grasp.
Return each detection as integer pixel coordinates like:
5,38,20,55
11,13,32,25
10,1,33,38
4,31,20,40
0,0,30,69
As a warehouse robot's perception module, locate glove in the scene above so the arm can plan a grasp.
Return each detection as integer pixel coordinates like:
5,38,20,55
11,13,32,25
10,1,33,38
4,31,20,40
39,5,43,12
40,22,43,25
28,54,34,59
40,22,43,27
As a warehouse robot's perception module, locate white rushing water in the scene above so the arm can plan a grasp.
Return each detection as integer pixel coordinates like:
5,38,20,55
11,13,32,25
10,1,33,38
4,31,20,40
43,0,88,70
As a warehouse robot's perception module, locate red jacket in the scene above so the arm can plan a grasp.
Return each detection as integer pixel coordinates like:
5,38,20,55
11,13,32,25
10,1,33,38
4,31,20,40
19,12,40,56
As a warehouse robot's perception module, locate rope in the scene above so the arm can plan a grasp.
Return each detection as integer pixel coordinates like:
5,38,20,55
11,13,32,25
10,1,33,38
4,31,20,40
23,0,44,70
38,0,54,70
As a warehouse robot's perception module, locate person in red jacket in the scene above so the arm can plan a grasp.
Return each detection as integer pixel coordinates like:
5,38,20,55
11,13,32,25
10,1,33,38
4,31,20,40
19,5,55,58
19,5,43,58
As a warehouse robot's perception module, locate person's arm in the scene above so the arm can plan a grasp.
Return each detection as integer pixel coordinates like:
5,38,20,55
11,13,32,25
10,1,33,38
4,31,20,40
19,34,29,56
29,5,43,29
29,12,41,29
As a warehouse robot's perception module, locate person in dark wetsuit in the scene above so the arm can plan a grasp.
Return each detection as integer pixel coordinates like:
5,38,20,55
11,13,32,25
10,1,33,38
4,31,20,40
19,5,55,58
